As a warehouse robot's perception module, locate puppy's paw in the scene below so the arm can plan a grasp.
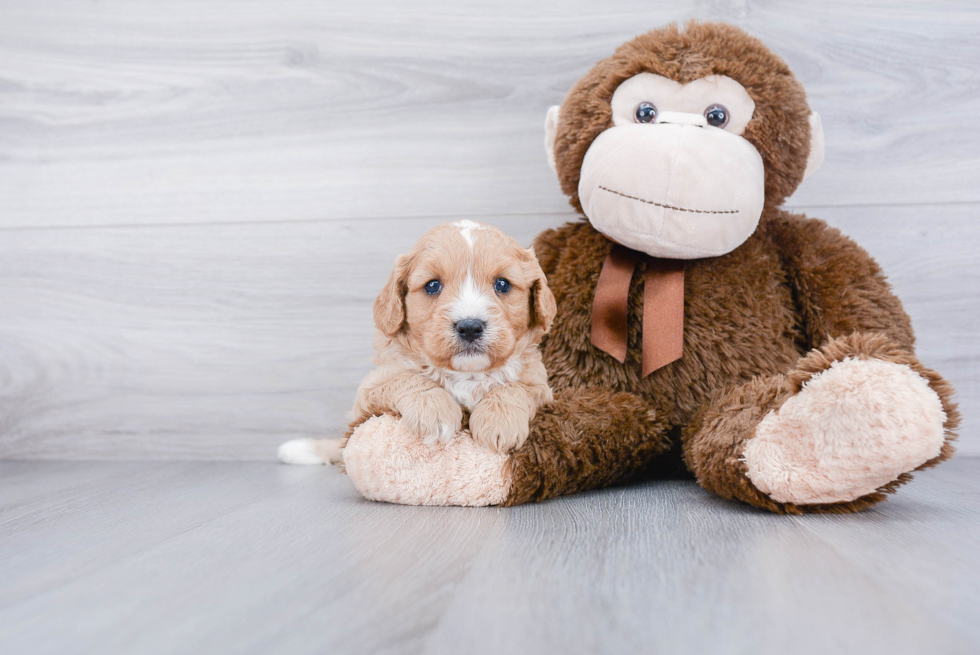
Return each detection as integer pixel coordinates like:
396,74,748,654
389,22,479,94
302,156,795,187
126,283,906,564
470,397,531,453
399,387,463,445
278,438,344,465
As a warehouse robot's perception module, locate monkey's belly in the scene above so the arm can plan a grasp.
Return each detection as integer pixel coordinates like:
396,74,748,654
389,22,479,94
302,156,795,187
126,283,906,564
542,229,804,428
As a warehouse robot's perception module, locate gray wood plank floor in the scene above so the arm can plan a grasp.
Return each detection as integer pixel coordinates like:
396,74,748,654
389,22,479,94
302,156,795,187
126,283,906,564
0,458,977,655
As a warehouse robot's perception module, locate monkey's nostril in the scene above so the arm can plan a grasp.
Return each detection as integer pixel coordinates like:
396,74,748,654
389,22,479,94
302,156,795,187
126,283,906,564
455,318,485,343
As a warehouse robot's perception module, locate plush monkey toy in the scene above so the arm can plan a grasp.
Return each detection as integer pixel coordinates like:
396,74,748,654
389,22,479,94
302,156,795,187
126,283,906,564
342,21,958,513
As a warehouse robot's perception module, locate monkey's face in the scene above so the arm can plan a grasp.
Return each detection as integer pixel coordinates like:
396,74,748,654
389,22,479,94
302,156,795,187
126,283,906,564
545,22,825,260
577,74,765,258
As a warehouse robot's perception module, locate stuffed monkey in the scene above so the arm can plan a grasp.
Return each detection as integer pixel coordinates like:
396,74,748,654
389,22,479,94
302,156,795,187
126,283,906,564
341,21,958,513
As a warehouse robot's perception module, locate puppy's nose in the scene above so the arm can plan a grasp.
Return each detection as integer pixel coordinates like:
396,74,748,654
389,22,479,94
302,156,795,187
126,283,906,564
455,318,485,343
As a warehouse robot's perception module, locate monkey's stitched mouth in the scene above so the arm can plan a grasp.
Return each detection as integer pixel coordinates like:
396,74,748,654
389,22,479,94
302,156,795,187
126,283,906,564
597,186,739,215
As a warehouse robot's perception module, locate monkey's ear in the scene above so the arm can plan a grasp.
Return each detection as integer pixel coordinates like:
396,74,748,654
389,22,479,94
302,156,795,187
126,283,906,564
525,247,557,333
803,112,825,181
544,105,560,173
373,254,410,336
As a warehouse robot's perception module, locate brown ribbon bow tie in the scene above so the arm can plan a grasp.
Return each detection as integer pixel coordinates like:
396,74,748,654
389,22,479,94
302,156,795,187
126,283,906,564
591,243,685,377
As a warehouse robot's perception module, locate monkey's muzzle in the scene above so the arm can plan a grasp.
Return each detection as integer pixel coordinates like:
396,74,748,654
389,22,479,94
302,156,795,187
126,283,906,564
578,121,766,259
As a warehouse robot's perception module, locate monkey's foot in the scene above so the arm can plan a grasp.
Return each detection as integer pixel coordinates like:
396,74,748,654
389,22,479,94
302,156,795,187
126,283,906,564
742,358,946,505
343,415,512,506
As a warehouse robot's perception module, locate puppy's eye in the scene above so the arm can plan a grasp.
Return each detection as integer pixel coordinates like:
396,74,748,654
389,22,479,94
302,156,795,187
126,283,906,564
494,278,512,294
424,279,442,295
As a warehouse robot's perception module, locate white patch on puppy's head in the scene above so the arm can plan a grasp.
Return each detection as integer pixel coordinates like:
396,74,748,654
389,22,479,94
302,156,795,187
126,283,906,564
453,219,487,249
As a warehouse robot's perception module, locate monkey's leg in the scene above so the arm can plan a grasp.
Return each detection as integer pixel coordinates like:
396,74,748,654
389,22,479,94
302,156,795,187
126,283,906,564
341,389,670,507
683,333,958,514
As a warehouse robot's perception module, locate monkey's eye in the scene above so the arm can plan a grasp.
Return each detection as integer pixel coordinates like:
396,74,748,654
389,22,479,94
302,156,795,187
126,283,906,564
704,105,730,128
494,278,512,294
424,279,442,295
634,102,658,124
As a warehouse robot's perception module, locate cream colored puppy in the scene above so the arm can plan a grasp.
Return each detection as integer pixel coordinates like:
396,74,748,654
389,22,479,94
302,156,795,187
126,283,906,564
278,220,556,466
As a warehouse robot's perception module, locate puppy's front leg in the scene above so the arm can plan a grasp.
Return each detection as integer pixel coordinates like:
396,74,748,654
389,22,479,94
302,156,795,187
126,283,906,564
470,385,533,453
396,382,463,445
352,371,463,445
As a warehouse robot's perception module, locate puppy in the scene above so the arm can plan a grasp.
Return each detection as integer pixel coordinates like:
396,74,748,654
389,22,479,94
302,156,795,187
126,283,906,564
278,220,557,466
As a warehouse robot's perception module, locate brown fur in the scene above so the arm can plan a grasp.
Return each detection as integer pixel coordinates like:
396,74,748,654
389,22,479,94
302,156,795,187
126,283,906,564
554,21,811,213
503,22,958,512
504,388,672,506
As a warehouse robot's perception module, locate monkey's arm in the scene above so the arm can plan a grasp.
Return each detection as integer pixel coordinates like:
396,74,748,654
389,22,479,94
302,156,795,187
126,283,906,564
765,211,915,349
676,212,958,512
342,387,672,506
502,388,672,505
769,211,958,454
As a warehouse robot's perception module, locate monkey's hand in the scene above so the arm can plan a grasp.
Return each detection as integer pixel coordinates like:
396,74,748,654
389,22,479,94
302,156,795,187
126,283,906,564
398,386,463,445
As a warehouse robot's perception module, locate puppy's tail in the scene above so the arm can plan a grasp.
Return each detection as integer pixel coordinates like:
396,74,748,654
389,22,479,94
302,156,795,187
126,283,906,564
277,438,344,465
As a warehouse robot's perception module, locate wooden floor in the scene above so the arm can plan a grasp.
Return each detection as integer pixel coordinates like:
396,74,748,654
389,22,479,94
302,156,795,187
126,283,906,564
1,458,977,655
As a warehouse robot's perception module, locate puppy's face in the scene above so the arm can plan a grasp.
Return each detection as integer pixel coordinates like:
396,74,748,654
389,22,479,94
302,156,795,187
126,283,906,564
374,221,557,372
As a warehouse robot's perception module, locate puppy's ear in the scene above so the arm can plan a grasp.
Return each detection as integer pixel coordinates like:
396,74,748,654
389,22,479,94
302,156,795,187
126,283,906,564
374,254,410,336
525,247,557,333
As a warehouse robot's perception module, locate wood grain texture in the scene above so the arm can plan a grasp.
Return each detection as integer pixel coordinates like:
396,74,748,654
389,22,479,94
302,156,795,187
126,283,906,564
0,206,975,460
0,0,976,461
0,0,978,228
0,214,561,459
0,459,977,654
